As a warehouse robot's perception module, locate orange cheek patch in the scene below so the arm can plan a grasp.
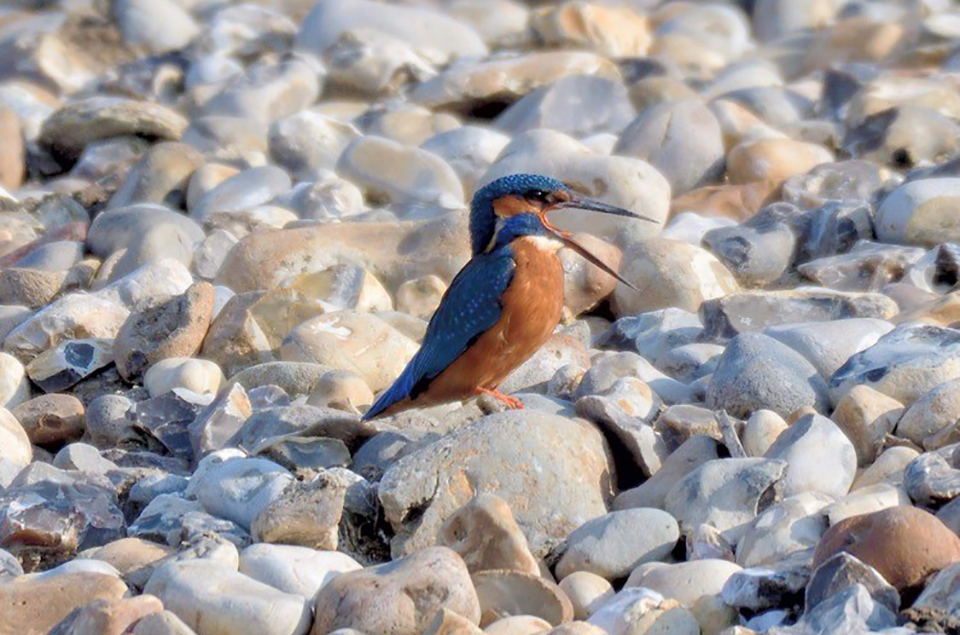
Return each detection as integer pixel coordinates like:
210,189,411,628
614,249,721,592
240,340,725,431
493,195,538,218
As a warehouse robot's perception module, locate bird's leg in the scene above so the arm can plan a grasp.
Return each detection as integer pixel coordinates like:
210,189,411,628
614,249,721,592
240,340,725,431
476,387,525,410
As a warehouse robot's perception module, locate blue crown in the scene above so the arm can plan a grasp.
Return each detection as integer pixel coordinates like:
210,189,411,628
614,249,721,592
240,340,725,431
469,174,568,255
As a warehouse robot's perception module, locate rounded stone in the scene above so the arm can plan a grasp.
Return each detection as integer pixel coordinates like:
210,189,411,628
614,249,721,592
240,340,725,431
764,413,857,499
813,506,960,592
614,100,724,195
875,178,960,248
896,378,960,447
613,237,739,317
11,393,85,445
706,333,830,419
741,410,788,458
727,138,833,185
0,406,31,466
312,547,481,635
557,509,679,581
0,352,30,409
143,357,225,397
558,571,614,621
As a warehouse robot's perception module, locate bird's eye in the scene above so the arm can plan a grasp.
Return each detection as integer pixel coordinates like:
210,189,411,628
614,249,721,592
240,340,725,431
527,190,549,201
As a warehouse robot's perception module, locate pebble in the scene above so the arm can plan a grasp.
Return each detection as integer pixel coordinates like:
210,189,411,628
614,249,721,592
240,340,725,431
24,338,113,393
813,506,960,592
113,281,215,382
829,324,960,407
556,508,679,581
831,385,904,465
145,561,311,635
46,595,164,635
896,378,960,448
336,136,464,213
741,410,788,458
11,393,85,446
312,547,480,635
0,351,30,408
143,357,224,398
876,178,960,247
559,572,614,621
764,413,857,499
666,457,787,541
239,544,361,600
438,493,539,576
612,237,740,317
614,100,724,195
250,472,346,549
706,333,830,419
0,573,129,635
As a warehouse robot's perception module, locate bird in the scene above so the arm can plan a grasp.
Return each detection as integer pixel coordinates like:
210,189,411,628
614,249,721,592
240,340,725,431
362,173,653,420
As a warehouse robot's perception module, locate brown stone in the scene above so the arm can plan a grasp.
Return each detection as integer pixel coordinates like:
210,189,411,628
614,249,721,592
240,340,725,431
831,385,904,466
11,394,84,445
312,547,481,635
47,595,164,635
216,214,470,295
560,233,622,317
0,107,24,191
439,494,540,576
0,572,128,635
88,538,173,588
670,181,780,223
113,281,214,382
727,139,833,186
813,506,960,592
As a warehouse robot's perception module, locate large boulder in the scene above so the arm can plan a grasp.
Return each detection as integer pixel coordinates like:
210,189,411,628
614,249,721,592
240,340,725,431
378,410,613,558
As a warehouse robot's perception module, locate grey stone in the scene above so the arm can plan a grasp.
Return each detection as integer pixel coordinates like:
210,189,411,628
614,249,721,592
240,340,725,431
902,561,960,632
191,166,292,222
556,509,679,581
614,435,721,511
190,456,293,530
706,333,830,419
598,309,702,366
702,204,798,287
721,560,810,612
665,457,787,541
25,338,114,393
768,584,897,635
496,75,635,138
700,290,898,341
378,411,612,559
903,444,960,507
805,552,899,615
614,99,724,195
764,318,894,380
829,324,960,407
736,492,832,568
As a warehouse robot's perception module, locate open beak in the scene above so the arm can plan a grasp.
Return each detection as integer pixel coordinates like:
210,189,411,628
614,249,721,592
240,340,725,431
540,195,655,292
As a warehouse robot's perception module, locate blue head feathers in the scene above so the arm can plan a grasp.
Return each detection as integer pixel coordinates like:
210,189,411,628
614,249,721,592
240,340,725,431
469,174,568,255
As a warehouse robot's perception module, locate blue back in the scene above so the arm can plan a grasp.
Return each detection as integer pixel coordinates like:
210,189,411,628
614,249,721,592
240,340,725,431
364,213,552,419
470,174,567,255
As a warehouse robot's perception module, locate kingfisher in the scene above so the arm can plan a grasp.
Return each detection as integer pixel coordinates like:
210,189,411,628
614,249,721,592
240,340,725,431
362,174,652,420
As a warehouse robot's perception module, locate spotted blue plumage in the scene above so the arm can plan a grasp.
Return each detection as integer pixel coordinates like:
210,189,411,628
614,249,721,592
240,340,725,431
470,174,568,255
363,213,556,420
362,246,516,420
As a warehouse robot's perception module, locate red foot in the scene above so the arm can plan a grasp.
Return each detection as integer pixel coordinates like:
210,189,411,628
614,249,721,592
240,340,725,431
476,387,525,410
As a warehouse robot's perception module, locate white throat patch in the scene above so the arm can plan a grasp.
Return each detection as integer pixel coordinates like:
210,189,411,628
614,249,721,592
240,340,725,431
523,235,565,252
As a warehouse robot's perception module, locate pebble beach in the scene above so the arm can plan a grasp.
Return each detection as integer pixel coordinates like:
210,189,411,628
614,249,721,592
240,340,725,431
0,0,960,633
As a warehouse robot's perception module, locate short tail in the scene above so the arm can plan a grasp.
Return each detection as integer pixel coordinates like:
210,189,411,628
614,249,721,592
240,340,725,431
362,362,420,420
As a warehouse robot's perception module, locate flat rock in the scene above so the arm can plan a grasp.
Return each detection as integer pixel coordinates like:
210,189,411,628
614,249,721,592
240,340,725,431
700,289,898,341
39,97,188,164
238,544,361,600
829,324,960,407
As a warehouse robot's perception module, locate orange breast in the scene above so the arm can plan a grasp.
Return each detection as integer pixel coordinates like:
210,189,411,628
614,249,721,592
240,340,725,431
412,237,565,407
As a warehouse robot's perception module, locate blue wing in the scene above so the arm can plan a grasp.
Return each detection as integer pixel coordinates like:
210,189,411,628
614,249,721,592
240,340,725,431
363,248,516,419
